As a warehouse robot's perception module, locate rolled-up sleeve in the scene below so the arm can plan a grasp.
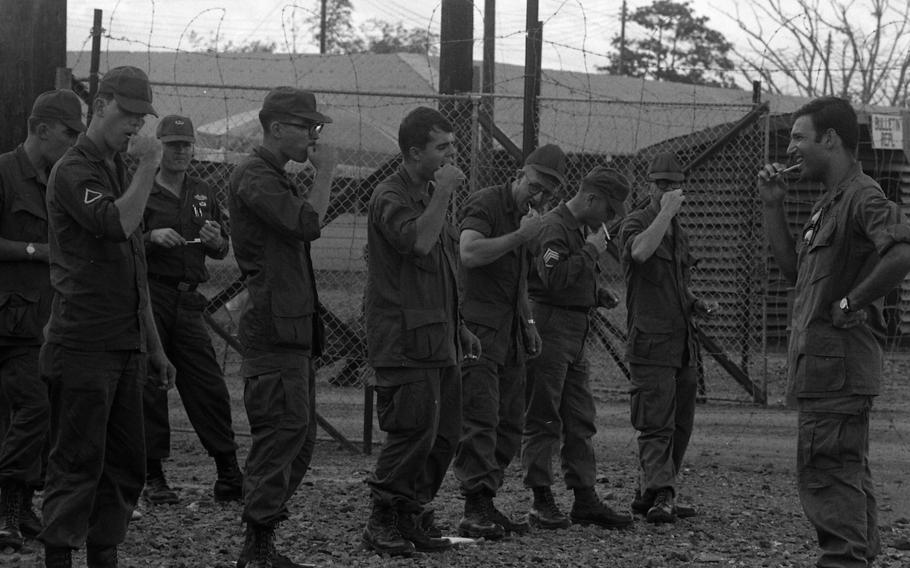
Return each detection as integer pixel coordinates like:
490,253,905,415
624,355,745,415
52,163,127,242
856,187,910,255
458,192,493,237
235,168,320,242
373,187,419,255
618,214,646,264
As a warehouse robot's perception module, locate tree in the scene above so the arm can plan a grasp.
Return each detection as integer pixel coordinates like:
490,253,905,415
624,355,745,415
186,30,276,53
359,19,439,55
726,0,910,106
306,0,364,54
602,0,737,88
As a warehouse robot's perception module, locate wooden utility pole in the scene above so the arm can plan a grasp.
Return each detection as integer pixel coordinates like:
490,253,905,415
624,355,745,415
619,0,627,75
522,0,542,159
86,9,103,124
439,0,474,96
439,0,474,190
0,0,68,152
320,0,328,54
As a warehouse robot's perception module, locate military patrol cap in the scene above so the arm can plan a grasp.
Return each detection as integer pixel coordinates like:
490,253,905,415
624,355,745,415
30,89,86,133
156,115,195,143
648,152,685,182
524,144,568,189
98,66,158,117
261,87,332,124
582,166,630,217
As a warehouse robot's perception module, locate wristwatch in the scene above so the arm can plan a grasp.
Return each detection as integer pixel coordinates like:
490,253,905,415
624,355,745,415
25,242,36,258
839,296,852,314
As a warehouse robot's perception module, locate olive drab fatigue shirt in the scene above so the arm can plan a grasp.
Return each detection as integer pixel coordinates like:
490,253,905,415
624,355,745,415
143,175,230,284
458,182,531,365
0,145,53,346
788,163,910,404
527,201,601,308
44,135,150,352
365,166,460,373
228,146,324,370
619,203,699,368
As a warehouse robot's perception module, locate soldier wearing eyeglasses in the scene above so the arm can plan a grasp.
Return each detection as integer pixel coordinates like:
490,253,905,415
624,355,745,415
228,86,337,568
618,152,710,525
759,96,910,568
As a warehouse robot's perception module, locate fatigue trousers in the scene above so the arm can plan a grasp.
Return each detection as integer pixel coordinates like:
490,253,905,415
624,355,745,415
143,283,236,461
242,358,316,528
368,366,461,513
798,396,880,568
39,344,146,549
628,361,697,497
521,305,597,490
0,345,48,488
453,353,525,496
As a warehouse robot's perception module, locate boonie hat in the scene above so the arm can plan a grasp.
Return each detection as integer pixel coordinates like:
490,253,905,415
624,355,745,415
582,166,630,217
648,152,685,182
261,87,332,124
30,89,86,133
98,66,157,117
156,115,195,143
524,144,568,189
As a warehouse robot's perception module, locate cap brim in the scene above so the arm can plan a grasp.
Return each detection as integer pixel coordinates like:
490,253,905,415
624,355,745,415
159,135,195,143
114,93,158,117
62,116,87,132
526,164,566,188
280,110,332,124
650,172,685,182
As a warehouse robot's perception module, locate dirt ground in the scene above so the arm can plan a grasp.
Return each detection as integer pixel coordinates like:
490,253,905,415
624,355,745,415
4,361,910,567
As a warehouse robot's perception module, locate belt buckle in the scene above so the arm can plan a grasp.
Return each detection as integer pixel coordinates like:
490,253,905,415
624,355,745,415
177,282,193,292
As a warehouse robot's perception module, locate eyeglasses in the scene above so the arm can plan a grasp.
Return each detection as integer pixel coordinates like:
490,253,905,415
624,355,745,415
527,181,555,200
280,122,324,136
656,180,683,190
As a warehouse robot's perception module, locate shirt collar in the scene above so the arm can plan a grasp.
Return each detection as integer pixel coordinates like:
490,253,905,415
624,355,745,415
13,145,38,181
555,201,583,230
73,133,108,163
253,145,287,174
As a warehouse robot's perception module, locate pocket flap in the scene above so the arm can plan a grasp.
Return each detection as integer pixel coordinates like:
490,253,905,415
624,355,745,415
0,291,40,308
634,314,674,333
402,308,448,330
804,328,845,357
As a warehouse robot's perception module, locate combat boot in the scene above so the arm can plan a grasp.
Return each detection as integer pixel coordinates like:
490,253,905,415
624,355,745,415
646,489,676,524
529,486,571,530
213,452,244,502
0,481,23,551
19,486,42,538
238,523,312,568
86,545,118,568
44,546,73,568
397,509,452,552
362,502,415,556
457,491,505,539
570,487,633,529
142,459,179,505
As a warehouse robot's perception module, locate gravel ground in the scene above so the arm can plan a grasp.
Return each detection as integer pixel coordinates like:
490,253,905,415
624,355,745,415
4,368,910,567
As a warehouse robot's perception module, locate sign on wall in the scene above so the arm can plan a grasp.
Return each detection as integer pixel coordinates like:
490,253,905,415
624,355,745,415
871,114,904,150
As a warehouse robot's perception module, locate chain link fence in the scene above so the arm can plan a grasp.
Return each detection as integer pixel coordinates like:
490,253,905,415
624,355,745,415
147,80,774,447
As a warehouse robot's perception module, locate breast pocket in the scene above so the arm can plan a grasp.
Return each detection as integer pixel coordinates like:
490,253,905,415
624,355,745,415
401,308,450,362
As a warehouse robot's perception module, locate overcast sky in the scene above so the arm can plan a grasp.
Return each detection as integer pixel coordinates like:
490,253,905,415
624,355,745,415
66,0,755,73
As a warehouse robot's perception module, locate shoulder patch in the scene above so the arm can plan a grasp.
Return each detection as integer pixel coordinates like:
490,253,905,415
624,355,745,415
84,188,103,204
543,248,560,268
